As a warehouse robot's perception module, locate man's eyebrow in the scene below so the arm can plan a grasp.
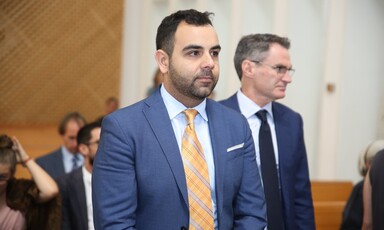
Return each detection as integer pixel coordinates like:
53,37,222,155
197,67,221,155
211,45,221,50
182,45,203,52
182,44,221,52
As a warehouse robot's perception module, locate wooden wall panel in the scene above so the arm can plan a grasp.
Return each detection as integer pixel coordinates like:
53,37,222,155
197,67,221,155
0,0,123,125
1,124,61,179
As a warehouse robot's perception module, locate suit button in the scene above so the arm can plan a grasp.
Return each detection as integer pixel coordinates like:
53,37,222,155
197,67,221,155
180,227,188,230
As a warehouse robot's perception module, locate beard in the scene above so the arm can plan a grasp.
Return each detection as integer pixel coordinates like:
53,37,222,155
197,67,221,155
168,62,218,100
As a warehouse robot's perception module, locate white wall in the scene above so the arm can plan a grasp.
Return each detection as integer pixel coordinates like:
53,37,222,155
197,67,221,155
337,0,384,182
120,0,384,183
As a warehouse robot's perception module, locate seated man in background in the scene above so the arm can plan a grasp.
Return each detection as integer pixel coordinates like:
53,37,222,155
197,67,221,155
58,121,101,230
36,112,86,179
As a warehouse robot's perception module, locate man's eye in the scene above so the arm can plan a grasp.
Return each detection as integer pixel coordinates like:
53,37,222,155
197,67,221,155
276,66,287,73
188,51,200,56
210,50,219,57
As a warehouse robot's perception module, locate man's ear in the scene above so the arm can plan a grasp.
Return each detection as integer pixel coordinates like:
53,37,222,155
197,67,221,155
242,60,254,79
155,50,169,74
78,144,88,157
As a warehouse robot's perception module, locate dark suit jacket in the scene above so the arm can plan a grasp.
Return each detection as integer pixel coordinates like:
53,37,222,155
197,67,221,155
58,168,88,230
340,180,364,230
369,150,384,230
92,88,267,230
36,148,66,180
220,93,315,230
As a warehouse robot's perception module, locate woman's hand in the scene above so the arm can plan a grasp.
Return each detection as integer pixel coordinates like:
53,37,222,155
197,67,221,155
11,136,59,202
11,136,30,163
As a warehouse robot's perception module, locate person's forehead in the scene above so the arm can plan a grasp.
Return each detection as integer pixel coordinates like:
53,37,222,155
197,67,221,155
90,128,101,139
65,120,81,131
263,43,290,61
174,21,219,47
267,43,289,55
64,122,81,136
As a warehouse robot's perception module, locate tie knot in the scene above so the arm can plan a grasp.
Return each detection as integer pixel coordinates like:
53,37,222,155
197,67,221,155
256,110,268,123
183,109,198,124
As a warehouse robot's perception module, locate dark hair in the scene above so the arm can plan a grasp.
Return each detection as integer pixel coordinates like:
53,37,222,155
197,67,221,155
156,9,214,56
58,112,87,135
0,134,17,176
234,33,291,80
77,121,101,145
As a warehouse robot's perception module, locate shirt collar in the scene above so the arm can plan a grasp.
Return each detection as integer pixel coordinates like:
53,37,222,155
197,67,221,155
160,84,208,121
82,166,92,184
236,89,273,118
61,146,84,163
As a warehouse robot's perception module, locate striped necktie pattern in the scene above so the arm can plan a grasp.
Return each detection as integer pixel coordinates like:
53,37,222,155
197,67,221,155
181,109,214,230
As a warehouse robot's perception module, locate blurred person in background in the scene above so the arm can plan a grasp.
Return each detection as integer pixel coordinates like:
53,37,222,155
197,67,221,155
58,121,101,230
147,68,164,96
36,111,86,179
362,149,384,230
95,97,119,123
341,139,384,229
0,134,60,230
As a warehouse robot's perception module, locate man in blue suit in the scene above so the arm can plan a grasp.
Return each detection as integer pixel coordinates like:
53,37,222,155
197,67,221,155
220,34,315,230
36,112,86,179
92,9,267,230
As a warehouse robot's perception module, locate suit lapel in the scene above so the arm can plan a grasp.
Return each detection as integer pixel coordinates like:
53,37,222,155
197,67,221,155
56,149,66,176
272,103,292,204
221,93,241,112
272,102,291,167
142,91,189,207
71,169,88,229
206,101,226,219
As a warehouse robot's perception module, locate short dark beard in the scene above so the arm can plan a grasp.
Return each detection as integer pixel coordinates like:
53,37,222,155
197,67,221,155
168,64,217,101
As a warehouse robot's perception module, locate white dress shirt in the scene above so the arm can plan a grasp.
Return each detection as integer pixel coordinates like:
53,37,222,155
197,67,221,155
236,90,280,178
82,167,94,230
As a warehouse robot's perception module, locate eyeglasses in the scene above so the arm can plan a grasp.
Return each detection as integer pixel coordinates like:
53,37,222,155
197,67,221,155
249,60,295,77
86,140,100,146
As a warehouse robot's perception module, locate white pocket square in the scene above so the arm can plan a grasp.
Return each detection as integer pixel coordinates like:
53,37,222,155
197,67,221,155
227,143,244,152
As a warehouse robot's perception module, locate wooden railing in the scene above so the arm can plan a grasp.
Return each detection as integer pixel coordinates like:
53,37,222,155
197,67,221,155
311,180,353,230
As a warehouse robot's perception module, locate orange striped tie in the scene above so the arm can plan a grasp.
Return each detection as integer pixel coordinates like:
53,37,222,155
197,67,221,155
182,109,214,230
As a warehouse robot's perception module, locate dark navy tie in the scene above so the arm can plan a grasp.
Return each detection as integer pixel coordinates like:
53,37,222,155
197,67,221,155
256,110,284,230
71,155,79,171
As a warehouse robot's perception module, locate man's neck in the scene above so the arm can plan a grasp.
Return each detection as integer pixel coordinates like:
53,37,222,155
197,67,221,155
84,161,93,174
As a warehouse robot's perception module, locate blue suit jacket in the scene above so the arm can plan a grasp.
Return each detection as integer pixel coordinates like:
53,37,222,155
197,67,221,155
58,168,88,230
36,148,66,180
92,89,267,230
220,93,315,230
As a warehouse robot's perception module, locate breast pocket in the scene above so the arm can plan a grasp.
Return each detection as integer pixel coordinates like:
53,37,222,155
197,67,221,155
226,148,243,161
226,142,244,161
